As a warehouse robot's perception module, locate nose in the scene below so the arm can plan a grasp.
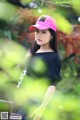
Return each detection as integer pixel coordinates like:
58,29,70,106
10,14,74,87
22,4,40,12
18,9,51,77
37,32,42,38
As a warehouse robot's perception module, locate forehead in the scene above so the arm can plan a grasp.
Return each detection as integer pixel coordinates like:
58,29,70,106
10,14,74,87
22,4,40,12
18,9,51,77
35,28,49,32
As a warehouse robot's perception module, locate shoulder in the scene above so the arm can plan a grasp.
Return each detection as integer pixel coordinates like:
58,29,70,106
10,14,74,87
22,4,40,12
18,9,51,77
50,52,61,61
51,52,61,66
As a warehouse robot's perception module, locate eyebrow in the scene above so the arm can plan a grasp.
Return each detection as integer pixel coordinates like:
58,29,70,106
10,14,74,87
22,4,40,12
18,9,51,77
35,29,47,32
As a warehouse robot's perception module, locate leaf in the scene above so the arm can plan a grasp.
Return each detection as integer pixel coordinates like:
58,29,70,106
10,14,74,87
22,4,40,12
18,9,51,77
0,1,18,21
72,0,80,14
20,0,32,4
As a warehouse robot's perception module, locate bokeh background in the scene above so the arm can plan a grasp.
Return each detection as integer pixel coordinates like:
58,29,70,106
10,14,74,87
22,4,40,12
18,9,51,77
0,0,80,120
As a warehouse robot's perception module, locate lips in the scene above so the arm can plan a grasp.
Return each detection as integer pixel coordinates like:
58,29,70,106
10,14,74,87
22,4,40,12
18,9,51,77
37,39,42,41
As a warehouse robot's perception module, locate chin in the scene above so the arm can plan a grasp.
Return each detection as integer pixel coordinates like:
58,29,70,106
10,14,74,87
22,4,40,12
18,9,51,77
36,42,43,46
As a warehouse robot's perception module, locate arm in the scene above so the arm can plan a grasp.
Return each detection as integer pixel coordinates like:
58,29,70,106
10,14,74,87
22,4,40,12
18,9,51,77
40,85,56,108
30,85,56,120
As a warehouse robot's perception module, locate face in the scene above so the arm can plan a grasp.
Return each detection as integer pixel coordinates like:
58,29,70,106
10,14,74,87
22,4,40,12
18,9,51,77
35,29,52,46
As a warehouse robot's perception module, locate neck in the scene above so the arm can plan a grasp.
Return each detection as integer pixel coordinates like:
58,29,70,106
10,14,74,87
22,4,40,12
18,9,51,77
37,44,53,53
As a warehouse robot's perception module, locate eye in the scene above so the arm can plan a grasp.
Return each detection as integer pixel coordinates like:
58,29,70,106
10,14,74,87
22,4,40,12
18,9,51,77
35,29,39,33
42,31,46,33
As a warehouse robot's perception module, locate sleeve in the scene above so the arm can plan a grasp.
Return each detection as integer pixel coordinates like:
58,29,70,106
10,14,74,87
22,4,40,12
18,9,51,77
47,55,61,86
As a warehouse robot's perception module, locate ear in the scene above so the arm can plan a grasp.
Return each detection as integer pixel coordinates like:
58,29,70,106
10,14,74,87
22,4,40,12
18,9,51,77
50,35,53,39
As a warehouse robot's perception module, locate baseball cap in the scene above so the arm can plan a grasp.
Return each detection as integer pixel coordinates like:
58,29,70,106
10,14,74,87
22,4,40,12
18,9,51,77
29,15,57,32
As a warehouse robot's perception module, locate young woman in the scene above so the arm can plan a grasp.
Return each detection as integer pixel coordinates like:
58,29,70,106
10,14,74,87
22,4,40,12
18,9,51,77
27,15,61,120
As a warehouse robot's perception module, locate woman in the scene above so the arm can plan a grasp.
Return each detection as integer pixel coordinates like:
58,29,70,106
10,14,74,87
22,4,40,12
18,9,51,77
28,15,61,120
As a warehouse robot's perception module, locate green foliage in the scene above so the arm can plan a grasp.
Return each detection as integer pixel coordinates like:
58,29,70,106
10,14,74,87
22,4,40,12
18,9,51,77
26,57,47,77
0,0,80,119
72,0,80,14
53,13,73,34
0,1,18,21
20,0,32,4
0,38,27,97
0,39,26,68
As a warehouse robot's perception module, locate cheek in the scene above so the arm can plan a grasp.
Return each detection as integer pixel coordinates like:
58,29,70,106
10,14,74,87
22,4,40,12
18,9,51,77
45,35,51,41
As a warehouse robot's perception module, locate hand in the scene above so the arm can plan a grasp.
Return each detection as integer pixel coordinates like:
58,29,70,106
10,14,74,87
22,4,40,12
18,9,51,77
30,105,45,120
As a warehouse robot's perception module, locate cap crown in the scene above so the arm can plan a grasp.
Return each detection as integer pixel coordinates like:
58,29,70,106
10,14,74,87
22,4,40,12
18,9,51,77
29,15,57,31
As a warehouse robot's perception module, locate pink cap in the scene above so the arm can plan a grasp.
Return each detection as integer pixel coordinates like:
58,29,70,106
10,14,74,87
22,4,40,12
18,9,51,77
29,15,57,32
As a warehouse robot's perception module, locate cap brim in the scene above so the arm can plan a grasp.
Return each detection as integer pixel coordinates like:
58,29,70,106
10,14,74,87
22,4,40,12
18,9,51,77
29,25,37,31
29,24,49,31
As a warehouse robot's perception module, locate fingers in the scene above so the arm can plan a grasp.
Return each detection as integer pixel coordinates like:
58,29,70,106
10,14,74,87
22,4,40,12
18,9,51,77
33,115,41,120
30,112,35,120
30,113,41,120
30,113,34,118
30,107,43,120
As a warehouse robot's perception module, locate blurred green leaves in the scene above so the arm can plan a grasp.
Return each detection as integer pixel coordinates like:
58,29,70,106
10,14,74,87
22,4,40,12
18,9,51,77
0,1,18,21
26,57,47,76
20,0,32,4
0,71,9,85
0,39,26,68
0,38,27,98
0,0,80,120
54,13,73,34
72,0,80,14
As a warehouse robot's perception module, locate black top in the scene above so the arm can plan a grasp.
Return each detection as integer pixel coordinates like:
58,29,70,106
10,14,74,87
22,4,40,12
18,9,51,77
27,52,61,85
